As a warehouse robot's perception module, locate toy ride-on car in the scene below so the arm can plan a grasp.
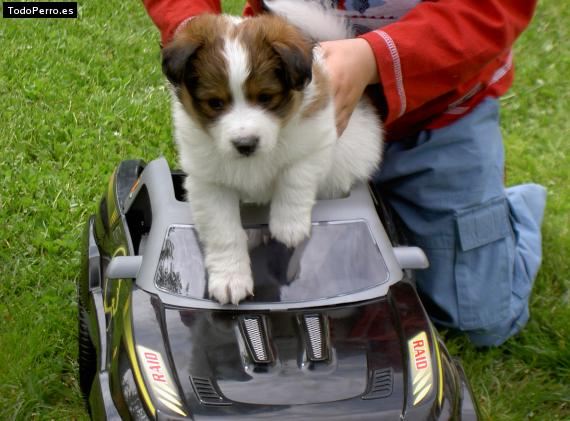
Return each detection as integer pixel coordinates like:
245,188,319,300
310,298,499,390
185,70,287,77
78,157,480,420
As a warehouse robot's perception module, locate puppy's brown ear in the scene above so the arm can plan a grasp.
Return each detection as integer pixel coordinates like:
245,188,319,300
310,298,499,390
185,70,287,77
161,14,222,86
161,40,200,86
272,41,313,91
255,14,313,91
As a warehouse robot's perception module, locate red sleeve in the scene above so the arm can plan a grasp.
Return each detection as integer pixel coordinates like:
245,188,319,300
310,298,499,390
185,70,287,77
142,0,222,45
243,0,264,17
359,0,537,125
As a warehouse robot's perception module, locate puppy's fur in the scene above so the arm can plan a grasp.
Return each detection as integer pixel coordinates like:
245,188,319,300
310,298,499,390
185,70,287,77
162,1,383,304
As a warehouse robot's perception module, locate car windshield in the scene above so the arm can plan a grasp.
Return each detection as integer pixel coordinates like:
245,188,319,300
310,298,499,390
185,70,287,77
154,221,389,303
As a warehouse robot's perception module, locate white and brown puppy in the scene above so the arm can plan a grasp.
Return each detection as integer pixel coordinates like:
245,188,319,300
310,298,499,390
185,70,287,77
162,3,383,305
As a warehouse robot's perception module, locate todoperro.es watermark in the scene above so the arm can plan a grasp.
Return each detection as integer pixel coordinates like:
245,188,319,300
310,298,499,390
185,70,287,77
3,2,78,18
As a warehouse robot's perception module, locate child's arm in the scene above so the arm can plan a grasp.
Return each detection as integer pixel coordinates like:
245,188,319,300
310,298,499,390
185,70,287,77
320,38,378,136
143,0,222,45
357,0,537,125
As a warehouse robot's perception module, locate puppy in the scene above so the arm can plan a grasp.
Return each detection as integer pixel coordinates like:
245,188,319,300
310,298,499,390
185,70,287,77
162,1,383,305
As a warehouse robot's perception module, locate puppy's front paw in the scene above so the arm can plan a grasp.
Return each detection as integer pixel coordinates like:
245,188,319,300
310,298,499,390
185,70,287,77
208,271,254,305
270,216,311,248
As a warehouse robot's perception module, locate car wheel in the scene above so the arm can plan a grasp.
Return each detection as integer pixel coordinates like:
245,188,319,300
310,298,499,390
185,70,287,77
78,298,97,408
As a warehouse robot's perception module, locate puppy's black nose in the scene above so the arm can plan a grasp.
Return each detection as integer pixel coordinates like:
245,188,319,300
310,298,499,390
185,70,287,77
232,136,259,156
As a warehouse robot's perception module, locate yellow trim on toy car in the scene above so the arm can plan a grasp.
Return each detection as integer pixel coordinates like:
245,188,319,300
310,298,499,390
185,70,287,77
408,331,433,406
123,294,156,417
137,345,187,417
432,329,444,407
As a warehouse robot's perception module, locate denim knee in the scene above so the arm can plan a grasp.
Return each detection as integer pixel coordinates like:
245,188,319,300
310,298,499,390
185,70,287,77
413,196,516,336
414,185,546,347
466,184,547,347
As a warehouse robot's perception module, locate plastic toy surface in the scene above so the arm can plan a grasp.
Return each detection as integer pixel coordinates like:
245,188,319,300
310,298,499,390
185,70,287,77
78,157,480,420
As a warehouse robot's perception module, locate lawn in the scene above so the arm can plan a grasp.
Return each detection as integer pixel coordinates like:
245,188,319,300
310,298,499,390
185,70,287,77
0,0,568,419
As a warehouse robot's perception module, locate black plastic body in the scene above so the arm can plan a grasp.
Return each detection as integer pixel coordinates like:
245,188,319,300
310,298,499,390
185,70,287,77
78,159,480,420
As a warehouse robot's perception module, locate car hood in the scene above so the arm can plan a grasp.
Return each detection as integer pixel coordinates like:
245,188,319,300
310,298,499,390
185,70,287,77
174,304,402,401
130,287,410,420
133,287,440,420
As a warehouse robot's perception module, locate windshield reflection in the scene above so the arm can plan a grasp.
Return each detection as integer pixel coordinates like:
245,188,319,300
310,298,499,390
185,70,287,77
155,222,388,303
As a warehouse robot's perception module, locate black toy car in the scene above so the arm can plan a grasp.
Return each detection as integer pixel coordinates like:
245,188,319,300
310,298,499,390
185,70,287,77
78,157,480,420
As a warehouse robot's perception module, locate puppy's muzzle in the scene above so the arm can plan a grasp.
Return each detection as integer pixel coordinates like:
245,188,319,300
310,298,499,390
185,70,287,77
232,136,259,157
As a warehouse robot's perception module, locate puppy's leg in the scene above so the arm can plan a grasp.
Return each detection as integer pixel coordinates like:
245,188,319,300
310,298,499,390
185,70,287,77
270,153,329,248
186,178,253,305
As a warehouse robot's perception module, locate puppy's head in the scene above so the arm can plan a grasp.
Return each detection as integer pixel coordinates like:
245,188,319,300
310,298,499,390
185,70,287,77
162,14,313,158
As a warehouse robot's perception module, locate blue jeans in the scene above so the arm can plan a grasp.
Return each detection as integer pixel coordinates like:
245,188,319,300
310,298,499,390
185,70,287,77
374,98,547,346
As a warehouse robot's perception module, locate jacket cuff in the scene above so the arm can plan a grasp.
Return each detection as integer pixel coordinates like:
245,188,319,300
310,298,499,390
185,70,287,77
360,30,406,125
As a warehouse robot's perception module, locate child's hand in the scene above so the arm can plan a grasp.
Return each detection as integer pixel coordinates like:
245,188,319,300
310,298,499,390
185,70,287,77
319,38,379,135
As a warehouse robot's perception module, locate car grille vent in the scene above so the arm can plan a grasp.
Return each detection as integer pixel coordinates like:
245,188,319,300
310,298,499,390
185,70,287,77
303,314,328,361
190,377,231,406
240,316,272,363
362,368,393,400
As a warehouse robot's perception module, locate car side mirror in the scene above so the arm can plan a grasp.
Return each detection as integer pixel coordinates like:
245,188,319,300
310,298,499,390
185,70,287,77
393,246,429,270
106,256,143,279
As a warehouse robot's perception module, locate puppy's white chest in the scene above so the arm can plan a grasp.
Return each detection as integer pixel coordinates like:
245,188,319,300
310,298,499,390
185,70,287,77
234,179,276,204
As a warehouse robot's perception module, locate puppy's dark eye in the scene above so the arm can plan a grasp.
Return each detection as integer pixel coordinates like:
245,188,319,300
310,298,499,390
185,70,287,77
257,93,274,104
207,98,225,111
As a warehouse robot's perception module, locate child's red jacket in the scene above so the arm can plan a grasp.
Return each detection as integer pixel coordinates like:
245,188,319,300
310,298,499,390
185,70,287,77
143,0,537,139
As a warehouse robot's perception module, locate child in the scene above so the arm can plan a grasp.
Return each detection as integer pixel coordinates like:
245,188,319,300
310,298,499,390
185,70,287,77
143,0,547,346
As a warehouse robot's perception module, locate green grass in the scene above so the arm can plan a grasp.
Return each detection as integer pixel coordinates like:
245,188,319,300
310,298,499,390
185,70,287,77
0,0,568,419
